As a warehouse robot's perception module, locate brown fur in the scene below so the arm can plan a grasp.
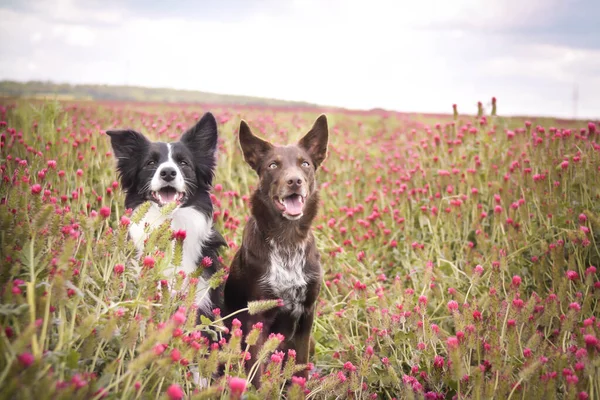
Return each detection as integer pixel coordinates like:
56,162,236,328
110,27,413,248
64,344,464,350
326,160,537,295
223,115,329,388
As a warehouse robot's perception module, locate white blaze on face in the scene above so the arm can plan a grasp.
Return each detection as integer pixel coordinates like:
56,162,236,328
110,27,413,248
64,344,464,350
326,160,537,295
150,143,185,192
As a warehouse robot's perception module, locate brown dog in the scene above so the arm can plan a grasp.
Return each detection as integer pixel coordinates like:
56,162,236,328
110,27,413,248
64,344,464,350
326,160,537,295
223,115,328,387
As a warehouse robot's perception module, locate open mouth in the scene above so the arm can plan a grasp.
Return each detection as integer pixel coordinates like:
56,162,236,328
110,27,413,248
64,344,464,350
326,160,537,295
274,193,305,218
151,187,185,206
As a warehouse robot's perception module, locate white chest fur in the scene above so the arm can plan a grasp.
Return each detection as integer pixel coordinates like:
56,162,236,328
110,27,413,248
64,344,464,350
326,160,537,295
128,203,213,311
261,241,308,319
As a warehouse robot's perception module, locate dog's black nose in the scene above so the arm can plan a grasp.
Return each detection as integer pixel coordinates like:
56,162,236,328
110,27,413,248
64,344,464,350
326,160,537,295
286,177,303,188
160,167,177,182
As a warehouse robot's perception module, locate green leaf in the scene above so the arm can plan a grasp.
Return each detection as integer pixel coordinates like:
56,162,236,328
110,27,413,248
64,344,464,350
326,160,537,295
437,259,454,276
66,350,80,369
199,315,213,327
0,303,29,316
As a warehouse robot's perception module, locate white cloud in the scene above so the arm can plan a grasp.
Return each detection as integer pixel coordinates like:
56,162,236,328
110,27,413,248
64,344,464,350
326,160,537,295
0,0,598,119
290,0,561,31
30,32,42,43
480,43,600,90
33,0,125,25
51,24,96,47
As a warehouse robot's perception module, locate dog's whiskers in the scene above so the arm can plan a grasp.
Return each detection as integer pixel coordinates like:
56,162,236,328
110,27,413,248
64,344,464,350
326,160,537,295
184,179,197,197
138,182,152,196
184,179,198,190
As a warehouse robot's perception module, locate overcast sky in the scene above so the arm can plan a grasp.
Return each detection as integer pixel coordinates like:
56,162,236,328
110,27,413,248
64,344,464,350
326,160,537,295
1,0,599,118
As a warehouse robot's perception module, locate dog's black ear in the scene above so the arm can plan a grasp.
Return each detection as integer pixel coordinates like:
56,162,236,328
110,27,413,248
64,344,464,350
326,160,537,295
181,112,218,158
106,129,150,191
298,114,328,170
239,120,273,173
181,112,219,186
106,129,150,160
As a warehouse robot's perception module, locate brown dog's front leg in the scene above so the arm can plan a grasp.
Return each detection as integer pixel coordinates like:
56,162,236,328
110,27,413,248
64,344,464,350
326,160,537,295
292,310,315,379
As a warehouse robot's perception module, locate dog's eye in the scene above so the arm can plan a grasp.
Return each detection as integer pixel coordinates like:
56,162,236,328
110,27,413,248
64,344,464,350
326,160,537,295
147,160,156,166
301,161,310,167
179,160,188,166
269,162,278,169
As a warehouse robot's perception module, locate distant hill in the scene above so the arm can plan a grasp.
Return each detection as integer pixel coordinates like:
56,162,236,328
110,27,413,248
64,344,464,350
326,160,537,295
0,80,320,108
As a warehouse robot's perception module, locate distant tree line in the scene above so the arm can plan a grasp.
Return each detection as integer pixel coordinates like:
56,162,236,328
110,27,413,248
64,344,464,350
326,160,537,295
0,80,318,108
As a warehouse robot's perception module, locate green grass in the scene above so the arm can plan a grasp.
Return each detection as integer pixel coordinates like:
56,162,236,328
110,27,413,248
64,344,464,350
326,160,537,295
0,99,599,399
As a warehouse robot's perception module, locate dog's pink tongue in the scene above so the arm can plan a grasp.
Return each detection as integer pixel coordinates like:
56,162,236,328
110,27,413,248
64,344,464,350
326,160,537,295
283,195,303,216
160,188,177,202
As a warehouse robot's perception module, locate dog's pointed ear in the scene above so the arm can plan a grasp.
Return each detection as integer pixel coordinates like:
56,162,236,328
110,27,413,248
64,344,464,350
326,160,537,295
106,129,150,160
181,112,219,186
239,120,273,172
298,114,328,169
181,112,218,156
105,129,150,191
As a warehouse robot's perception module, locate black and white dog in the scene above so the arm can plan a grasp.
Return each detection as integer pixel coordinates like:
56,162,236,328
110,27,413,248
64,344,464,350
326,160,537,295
106,112,226,319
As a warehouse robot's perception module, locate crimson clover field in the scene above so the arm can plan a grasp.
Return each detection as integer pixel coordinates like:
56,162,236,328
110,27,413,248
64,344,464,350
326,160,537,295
0,99,599,399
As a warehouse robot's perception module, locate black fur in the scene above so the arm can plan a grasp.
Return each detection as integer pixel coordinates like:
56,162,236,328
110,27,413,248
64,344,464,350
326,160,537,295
106,112,227,323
